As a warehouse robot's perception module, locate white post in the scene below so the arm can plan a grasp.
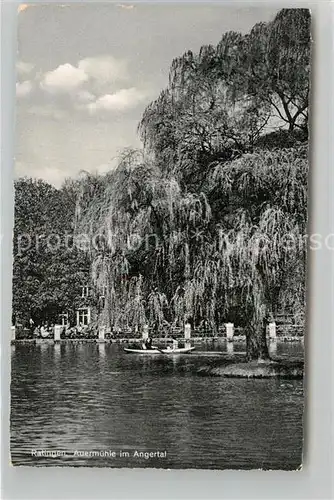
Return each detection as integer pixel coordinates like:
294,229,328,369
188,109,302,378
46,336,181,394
54,324,62,341
184,322,191,349
142,324,149,340
225,322,234,342
11,326,16,341
227,341,234,355
269,322,277,340
99,326,106,342
87,307,91,325
76,310,79,326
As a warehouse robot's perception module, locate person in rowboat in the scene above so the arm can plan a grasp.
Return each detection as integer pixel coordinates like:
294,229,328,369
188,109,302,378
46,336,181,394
142,336,153,350
146,336,153,349
172,337,178,350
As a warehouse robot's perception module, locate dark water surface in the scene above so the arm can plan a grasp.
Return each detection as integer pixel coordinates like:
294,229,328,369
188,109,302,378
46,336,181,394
11,341,304,469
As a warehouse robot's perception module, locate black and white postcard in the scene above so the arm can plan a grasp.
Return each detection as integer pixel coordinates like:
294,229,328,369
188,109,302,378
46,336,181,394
11,4,309,469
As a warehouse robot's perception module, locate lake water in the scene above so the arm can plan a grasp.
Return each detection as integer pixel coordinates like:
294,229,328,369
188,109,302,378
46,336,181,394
10,341,304,469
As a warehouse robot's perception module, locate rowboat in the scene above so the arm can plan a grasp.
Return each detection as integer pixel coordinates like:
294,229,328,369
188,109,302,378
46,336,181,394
124,346,195,355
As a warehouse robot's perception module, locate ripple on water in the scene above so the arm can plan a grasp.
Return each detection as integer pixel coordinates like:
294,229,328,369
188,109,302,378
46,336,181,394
11,342,304,469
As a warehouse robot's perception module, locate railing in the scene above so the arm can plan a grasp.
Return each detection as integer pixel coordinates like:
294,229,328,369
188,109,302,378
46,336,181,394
11,321,305,342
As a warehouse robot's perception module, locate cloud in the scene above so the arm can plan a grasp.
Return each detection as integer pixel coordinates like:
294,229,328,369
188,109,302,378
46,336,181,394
39,57,128,97
39,56,129,102
88,88,145,113
40,63,88,94
30,57,147,117
78,56,128,86
16,80,33,98
16,61,34,77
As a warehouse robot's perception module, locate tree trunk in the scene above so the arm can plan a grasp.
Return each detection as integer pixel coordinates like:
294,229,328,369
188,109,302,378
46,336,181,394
246,317,270,361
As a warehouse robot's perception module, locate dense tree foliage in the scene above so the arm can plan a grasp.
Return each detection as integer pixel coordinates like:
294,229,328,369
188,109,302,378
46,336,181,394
138,8,310,187
12,178,90,326
75,145,307,358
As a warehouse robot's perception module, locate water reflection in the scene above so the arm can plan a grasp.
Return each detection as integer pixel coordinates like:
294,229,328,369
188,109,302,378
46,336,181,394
97,342,106,359
11,342,304,469
226,342,234,355
269,340,277,357
53,343,61,360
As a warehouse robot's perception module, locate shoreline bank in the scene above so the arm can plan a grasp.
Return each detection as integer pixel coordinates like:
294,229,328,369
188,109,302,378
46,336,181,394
11,336,304,345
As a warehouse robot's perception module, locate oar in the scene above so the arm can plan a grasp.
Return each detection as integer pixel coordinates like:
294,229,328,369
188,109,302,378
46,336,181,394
140,340,165,354
152,344,166,354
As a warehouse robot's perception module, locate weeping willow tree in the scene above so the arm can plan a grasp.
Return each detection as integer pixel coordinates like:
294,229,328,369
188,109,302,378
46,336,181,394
74,145,307,360
74,148,213,333
208,146,308,359
74,9,309,360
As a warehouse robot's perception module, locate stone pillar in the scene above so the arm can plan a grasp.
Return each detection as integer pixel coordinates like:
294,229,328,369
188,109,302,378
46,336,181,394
225,322,234,342
142,324,149,340
54,324,62,342
184,322,191,349
269,322,277,340
11,326,16,341
98,326,106,342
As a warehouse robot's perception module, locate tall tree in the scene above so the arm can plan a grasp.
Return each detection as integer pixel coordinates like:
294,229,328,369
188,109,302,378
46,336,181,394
12,178,90,326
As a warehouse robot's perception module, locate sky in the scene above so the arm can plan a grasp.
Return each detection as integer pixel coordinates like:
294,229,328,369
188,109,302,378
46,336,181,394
15,4,279,188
